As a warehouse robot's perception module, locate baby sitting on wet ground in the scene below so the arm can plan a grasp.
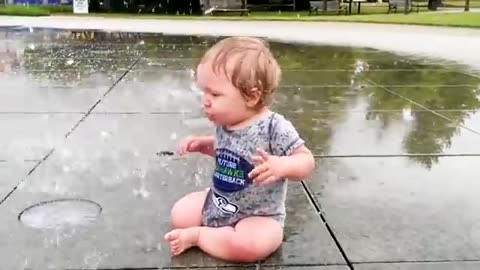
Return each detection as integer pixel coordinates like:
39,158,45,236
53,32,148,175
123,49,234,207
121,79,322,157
164,36,315,262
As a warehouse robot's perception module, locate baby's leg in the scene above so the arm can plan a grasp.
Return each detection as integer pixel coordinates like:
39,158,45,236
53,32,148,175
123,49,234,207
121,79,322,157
169,189,208,229
164,216,283,263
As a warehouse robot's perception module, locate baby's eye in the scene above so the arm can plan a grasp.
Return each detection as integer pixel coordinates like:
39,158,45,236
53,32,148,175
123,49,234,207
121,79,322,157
212,93,221,97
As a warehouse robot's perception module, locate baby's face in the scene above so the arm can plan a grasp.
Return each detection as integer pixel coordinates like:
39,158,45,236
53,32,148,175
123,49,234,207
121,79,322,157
196,62,251,127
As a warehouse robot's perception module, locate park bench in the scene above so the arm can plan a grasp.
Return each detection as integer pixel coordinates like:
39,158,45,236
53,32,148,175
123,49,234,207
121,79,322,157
204,0,250,15
309,0,348,15
387,0,427,13
247,0,295,11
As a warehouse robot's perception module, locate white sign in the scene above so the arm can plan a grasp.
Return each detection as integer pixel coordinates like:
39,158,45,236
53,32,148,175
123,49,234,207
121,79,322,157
73,0,89,14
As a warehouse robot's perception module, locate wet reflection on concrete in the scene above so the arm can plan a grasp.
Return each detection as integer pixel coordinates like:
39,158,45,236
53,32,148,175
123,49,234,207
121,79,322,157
306,157,480,262
0,27,479,269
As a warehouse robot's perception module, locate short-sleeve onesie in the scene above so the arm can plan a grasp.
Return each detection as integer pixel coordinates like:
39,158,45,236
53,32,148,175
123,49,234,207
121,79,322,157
201,111,305,228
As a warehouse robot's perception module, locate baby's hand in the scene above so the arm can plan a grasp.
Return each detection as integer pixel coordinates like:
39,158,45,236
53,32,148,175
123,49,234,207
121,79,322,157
177,136,214,156
248,149,286,185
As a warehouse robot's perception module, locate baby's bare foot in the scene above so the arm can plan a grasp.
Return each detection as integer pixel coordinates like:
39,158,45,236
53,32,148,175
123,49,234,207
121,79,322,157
164,227,200,255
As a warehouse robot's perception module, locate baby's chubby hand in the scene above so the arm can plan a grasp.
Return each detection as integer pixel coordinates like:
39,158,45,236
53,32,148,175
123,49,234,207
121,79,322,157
248,148,287,185
177,135,215,156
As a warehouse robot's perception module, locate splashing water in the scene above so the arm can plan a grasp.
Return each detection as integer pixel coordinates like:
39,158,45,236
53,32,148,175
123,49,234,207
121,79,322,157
133,182,150,199
83,248,109,269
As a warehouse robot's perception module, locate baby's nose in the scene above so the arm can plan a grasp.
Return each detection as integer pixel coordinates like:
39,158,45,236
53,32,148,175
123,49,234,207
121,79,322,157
202,97,211,108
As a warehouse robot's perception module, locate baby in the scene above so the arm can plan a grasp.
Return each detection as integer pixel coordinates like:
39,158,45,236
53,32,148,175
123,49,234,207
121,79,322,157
164,36,315,263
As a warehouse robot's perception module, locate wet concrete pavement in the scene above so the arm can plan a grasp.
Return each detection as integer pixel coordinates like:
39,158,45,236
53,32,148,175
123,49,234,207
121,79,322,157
0,26,480,269
1,16,480,73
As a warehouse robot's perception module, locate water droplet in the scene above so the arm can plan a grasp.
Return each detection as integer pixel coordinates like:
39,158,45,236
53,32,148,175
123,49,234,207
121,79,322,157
142,246,156,253
193,173,203,187
132,168,146,178
100,131,110,138
83,249,105,269
402,108,414,121
133,185,150,199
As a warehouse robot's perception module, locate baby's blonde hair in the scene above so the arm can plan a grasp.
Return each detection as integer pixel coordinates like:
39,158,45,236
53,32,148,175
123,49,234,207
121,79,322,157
197,36,281,108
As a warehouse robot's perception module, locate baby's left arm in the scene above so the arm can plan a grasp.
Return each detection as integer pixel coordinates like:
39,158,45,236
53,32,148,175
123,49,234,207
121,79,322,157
249,144,314,184
279,144,315,181
249,114,315,184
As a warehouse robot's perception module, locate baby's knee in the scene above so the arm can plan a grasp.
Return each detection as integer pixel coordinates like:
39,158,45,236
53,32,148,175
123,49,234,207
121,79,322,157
169,204,184,228
169,192,205,229
170,202,196,229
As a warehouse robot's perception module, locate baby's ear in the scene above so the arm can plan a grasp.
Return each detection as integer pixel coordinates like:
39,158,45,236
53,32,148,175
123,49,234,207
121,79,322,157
246,87,262,108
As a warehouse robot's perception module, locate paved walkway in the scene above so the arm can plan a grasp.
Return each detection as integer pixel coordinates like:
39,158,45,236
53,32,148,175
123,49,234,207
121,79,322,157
1,15,480,72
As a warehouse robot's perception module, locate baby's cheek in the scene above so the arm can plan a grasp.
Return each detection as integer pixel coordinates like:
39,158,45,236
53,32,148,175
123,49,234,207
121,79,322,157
215,101,227,112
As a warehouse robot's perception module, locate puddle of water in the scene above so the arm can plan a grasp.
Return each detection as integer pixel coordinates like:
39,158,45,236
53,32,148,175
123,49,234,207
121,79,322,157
18,198,101,230
1,26,480,270
1,27,479,170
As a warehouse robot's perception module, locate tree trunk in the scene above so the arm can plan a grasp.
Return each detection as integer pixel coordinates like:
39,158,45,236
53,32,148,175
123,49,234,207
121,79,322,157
428,0,438,10
89,0,101,11
295,0,310,10
190,0,201,14
465,0,470,11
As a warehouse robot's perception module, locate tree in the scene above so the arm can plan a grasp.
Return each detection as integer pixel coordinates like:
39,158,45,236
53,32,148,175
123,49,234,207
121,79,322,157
465,0,470,11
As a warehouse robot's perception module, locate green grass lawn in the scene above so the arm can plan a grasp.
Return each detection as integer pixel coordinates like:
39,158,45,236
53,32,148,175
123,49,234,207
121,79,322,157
329,12,480,27
1,3,479,28
0,4,73,16
58,10,480,28
0,5,50,16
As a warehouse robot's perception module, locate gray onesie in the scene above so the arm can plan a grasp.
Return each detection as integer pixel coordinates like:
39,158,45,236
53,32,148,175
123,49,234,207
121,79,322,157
201,111,305,228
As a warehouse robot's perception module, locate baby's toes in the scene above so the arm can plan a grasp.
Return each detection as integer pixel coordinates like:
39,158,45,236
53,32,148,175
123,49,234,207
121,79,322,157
171,240,180,248
171,246,181,254
173,248,183,255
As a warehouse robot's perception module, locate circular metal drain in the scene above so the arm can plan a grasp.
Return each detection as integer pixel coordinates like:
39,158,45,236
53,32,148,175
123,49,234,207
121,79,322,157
18,198,102,230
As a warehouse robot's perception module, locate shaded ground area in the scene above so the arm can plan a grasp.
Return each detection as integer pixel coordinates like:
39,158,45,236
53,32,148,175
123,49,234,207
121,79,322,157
0,26,480,269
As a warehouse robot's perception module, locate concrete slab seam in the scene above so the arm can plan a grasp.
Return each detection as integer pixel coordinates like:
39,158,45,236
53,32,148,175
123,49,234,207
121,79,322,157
0,148,55,205
0,54,143,206
64,53,144,139
313,153,480,158
353,259,480,264
300,181,354,270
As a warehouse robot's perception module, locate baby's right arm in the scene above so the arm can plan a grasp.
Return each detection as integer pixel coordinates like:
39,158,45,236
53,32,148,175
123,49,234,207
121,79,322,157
177,135,215,157
195,135,215,157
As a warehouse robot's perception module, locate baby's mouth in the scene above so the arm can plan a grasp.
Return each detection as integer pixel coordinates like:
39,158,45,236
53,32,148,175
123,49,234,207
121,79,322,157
205,111,214,120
